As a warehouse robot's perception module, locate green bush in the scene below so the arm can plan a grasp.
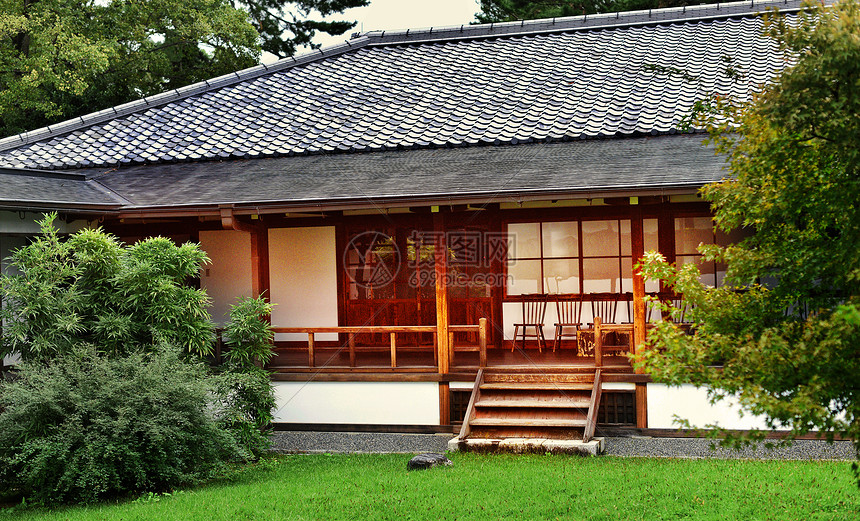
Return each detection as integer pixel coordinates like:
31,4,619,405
0,214,214,362
0,346,238,505
215,296,277,459
212,368,276,459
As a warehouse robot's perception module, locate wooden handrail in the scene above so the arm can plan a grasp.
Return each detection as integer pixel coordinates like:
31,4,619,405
583,368,602,443
458,368,484,441
273,326,438,334
273,323,486,370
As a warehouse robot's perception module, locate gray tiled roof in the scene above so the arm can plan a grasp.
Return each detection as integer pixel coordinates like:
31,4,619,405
0,168,124,210
0,0,799,172
88,135,722,210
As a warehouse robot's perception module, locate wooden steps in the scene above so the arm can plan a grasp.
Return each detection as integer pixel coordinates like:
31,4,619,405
470,418,588,428
479,382,593,391
457,369,603,443
476,398,591,408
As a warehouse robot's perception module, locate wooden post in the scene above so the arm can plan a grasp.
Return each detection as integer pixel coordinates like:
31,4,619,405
439,382,451,426
631,207,649,429
307,332,315,367
631,207,646,358
250,228,269,299
636,384,648,429
478,317,488,368
594,316,603,368
434,213,450,375
390,332,397,368
348,332,356,367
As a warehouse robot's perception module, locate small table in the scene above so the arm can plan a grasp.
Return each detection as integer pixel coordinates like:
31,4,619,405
580,317,635,366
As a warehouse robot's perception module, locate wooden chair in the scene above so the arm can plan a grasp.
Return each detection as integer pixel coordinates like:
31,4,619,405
590,292,619,325
623,292,659,324
670,296,694,334
552,294,583,352
512,294,548,352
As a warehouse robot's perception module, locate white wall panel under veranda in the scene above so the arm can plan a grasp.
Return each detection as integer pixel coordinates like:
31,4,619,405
272,382,440,425
647,383,773,430
199,230,253,325
269,227,338,341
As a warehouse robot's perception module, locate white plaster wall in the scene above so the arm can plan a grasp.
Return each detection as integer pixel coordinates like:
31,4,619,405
647,383,773,430
604,383,635,391
199,230,253,325
269,227,338,341
272,381,440,425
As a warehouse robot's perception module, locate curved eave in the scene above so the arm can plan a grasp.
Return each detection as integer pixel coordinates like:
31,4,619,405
113,181,707,220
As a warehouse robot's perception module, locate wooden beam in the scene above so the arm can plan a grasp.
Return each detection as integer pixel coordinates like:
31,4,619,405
632,206,649,428
434,213,450,374
250,228,269,298
439,382,451,426
636,383,648,429
631,207,646,359
478,317,488,368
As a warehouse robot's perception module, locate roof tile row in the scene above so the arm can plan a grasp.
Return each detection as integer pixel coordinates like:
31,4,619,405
0,10,790,170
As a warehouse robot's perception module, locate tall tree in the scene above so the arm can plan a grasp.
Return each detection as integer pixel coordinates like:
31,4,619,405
0,0,369,138
476,0,721,23
0,0,261,137
238,0,369,58
636,0,860,475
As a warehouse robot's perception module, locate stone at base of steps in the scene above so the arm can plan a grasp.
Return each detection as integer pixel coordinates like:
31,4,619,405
448,437,604,456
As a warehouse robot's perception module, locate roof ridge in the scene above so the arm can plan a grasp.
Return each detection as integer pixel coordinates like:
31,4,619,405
0,0,809,156
363,0,806,46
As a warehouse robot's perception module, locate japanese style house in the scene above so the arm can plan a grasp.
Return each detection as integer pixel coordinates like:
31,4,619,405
0,1,806,442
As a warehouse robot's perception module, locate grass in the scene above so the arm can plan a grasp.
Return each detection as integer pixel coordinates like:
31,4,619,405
1,453,857,520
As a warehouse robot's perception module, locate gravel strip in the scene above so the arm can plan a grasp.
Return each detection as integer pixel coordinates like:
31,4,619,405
271,431,856,460
603,436,857,460
270,431,451,454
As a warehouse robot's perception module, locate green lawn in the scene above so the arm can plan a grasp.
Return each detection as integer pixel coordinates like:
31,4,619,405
1,453,857,520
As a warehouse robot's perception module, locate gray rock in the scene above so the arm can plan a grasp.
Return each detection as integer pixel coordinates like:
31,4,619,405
407,453,452,471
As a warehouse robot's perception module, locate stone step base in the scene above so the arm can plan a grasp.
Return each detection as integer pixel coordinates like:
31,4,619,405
448,436,604,456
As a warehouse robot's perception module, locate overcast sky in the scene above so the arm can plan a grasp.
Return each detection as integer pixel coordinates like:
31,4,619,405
331,0,479,36
263,0,480,62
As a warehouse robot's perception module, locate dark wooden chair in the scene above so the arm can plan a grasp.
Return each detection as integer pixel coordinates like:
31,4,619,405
589,292,619,325
670,297,691,323
512,294,548,352
552,294,583,352
669,296,694,334
622,292,662,324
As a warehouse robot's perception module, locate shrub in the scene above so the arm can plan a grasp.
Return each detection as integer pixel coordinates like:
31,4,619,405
215,296,277,459
0,346,238,505
0,214,214,362
223,296,275,368
212,368,276,459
